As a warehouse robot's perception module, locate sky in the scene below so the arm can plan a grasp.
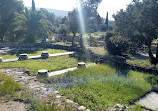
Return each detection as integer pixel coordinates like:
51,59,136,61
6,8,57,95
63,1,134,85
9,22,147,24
22,0,132,20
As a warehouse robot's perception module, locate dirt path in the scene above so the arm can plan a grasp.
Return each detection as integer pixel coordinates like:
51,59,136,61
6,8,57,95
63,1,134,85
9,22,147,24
0,101,28,111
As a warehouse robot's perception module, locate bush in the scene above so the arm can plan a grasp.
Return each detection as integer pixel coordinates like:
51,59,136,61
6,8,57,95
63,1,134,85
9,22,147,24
105,32,129,55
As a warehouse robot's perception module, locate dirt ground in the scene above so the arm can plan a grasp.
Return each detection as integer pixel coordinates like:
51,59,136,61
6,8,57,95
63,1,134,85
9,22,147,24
0,101,28,111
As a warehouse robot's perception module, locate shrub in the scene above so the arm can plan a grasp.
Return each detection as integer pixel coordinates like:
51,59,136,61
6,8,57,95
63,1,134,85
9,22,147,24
105,32,129,55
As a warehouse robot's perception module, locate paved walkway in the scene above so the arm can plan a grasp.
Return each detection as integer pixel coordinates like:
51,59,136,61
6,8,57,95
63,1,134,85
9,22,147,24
49,67,77,77
135,92,158,110
49,63,96,77
2,52,75,63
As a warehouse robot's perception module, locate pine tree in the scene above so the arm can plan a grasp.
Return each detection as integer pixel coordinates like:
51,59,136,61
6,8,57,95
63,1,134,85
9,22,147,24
105,12,108,28
32,0,35,11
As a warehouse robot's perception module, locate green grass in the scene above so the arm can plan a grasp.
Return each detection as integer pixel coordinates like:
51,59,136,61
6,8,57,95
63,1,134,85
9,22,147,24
47,65,155,110
0,49,65,59
0,55,78,75
0,72,22,100
127,59,153,67
87,47,107,55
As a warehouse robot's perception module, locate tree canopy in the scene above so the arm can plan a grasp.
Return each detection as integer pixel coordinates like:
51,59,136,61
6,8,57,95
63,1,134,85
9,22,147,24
113,0,158,64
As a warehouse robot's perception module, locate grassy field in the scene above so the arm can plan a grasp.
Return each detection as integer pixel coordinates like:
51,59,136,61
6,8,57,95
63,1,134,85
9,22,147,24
47,65,156,110
0,55,78,75
0,49,65,59
127,59,154,67
87,47,107,55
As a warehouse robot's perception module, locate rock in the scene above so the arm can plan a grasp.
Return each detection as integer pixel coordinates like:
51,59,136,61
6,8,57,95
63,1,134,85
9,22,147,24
19,54,28,60
55,95,61,99
77,62,86,68
66,99,74,104
54,91,59,94
37,69,48,77
78,106,86,111
108,104,127,111
0,57,3,62
85,109,90,111
41,52,49,59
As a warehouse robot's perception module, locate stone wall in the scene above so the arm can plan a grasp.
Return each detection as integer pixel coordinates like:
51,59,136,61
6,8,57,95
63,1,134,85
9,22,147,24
0,42,52,48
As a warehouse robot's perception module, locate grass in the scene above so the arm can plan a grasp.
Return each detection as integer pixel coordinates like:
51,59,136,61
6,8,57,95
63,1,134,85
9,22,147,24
0,55,78,75
127,59,153,67
0,48,65,59
47,64,156,110
87,47,107,55
0,72,22,100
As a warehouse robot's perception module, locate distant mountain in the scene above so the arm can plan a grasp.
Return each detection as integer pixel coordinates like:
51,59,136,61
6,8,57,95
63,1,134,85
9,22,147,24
27,7,69,17
46,8,69,17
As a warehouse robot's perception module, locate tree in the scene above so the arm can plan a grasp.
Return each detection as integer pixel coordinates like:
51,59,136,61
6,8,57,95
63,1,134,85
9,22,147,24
67,9,79,46
105,12,108,28
0,0,24,41
58,24,68,42
14,8,52,43
32,0,35,11
113,0,158,65
79,0,103,32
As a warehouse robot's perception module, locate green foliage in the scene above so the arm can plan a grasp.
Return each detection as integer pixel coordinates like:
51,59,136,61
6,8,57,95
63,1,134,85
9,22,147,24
47,65,153,110
14,8,53,43
67,9,78,46
60,78,150,110
0,55,78,75
0,0,24,41
32,0,36,11
58,24,68,42
0,73,22,99
129,104,144,111
113,0,158,64
29,100,55,111
127,59,151,67
105,32,129,55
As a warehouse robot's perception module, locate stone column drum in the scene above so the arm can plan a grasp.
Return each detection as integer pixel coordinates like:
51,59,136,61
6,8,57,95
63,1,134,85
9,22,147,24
37,69,48,77
19,54,28,60
77,62,86,68
41,52,49,59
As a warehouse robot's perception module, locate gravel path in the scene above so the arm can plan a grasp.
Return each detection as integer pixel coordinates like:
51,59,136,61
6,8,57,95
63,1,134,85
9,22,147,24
0,101,28,111
135,92,158,110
